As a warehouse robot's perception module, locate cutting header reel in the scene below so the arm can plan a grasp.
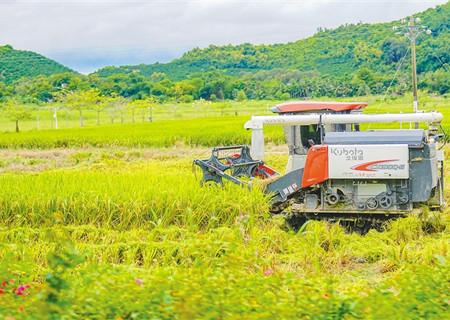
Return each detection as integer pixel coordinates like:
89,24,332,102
194,145,278,187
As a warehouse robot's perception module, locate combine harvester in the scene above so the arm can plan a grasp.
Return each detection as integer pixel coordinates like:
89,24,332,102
194,102,446,231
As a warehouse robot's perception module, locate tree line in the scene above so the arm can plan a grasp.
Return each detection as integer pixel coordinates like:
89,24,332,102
0,64,447,108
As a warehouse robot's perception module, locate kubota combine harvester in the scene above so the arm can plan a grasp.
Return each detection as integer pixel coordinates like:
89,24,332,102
194,102,446,231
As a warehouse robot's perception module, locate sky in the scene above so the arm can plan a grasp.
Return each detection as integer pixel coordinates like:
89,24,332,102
0,0,447,73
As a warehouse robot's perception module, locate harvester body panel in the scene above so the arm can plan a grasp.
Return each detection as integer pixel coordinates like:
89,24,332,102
328,144,409,179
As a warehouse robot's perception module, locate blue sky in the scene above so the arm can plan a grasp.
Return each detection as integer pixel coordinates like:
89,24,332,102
0,0,447,73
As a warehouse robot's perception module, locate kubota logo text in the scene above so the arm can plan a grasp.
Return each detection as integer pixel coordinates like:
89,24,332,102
351,159,405,172
330,147,363,157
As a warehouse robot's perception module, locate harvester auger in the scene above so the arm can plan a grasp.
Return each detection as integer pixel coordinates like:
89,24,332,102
194,101,446,232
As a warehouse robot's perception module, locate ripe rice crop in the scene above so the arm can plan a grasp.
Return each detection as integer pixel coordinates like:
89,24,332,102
0,215,448,319
0,160,269,230
0,215,448,270
0,155,448,318
0,96,449,319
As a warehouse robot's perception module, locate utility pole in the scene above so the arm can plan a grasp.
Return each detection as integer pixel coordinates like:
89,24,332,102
409,18,419,114
393,17,431,128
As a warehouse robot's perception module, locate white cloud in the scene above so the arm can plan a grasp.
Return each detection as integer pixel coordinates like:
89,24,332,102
0,0,446,73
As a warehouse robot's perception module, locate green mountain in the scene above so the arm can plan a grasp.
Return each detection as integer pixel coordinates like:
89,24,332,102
95,2,449,83
0,45,73,84
0,2,447,103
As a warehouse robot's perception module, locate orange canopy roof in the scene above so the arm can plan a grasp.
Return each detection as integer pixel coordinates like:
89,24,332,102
272,101,368,114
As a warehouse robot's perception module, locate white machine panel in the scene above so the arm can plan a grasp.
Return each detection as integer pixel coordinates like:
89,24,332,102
328,144,409,179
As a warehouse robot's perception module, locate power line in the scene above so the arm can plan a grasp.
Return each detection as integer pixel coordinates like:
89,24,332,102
366,46,411,130
382,47,411,102
430,53,449,72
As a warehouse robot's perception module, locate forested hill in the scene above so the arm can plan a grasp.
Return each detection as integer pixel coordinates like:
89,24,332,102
95,2,449,82
0,45,73,83
0,2,447,103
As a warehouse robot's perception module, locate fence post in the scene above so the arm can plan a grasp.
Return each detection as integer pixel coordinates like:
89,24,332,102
53,108,58,129
149,106,153,122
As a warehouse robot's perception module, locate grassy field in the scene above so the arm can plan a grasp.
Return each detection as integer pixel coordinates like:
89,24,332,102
0,95,448,149
0,95,449,319
0,100,276,132
0,116,286,149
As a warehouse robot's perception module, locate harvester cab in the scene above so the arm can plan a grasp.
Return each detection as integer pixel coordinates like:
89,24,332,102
269,101,367,174
194,101,445,229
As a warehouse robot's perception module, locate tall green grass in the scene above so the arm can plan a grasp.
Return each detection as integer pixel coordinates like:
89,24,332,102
0,117,284,149
0,95,447,149
0,100,276,132
0,215,448,319
0,215,447,270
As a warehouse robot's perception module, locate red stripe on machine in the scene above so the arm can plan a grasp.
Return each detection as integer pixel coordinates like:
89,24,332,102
351,159,399,172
